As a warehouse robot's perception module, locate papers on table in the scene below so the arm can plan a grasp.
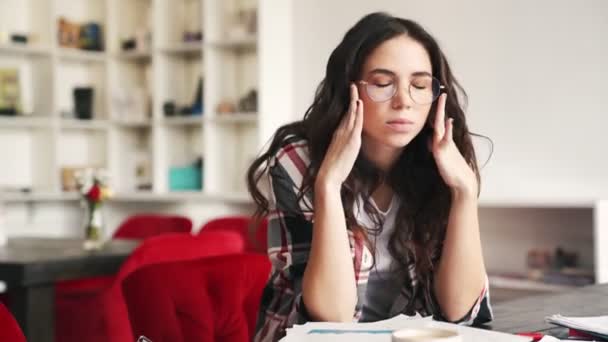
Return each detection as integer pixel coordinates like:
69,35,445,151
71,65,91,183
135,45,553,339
546,314,608,339
280,314,531,342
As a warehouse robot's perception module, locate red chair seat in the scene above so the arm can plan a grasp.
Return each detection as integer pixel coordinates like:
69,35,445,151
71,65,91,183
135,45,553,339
0,302,26,342
122,254,271,342
199,216,268,253
56,230,243,342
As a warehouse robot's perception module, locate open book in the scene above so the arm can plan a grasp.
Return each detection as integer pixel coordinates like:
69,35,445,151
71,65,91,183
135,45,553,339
280,314,531,341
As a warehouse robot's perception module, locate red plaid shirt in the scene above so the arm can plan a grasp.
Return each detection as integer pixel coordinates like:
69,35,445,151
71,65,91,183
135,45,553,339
254,136,493,342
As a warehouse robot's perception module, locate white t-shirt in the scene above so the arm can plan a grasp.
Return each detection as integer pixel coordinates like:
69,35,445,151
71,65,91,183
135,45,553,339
355,194,404,322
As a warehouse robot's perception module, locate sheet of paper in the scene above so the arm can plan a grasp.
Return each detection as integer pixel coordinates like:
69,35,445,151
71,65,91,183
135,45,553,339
546,314,608,335
280,314,531,342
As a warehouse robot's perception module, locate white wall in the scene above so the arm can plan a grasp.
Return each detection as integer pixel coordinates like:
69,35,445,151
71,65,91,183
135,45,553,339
291,0,608,203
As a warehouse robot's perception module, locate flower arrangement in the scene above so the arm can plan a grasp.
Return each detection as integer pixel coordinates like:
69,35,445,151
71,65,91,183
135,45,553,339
75,168,111,250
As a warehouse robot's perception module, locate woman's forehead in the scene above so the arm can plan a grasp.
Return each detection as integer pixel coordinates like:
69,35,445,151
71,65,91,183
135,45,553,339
362,35,432,77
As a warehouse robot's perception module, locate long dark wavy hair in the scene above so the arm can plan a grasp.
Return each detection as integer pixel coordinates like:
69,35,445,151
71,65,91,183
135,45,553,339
247,12,484,314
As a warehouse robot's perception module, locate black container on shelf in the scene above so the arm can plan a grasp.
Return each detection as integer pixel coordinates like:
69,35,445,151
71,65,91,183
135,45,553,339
73,87,94,119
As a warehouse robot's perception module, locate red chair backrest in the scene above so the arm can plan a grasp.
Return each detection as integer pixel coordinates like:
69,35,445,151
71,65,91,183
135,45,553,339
0,302,26,342
122,254,271,342
102,231,247,342
113,214,193,240
199,216,268,254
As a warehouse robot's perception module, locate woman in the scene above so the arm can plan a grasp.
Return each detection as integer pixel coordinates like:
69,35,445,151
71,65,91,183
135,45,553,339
247,12,493,342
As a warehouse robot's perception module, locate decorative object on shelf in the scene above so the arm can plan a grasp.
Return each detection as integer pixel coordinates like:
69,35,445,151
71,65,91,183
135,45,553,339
189,77,203,115
527,246,580,270
58,17,81,48
524,246,594,287
58,17,104,51
0,68,21,116
183,0,202,43
183,30,202,43
122,4,152,52
237,89,257,112
61,166,89,191
121,28,152,52
216,100,236,114
0,32,24,46
9,33,28,44
75,168,111,250
163,100,176,116
169,158,203,191
80,23,104,51
73,87,94,119
527,248,552,269
163,78,203,117
553,247,579,269
134,150,152,191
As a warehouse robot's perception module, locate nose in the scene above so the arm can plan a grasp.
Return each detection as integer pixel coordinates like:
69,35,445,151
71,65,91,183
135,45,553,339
391,84,413,109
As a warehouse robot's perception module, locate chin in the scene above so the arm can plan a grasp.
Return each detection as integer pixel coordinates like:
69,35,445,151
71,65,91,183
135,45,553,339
380,133,417,148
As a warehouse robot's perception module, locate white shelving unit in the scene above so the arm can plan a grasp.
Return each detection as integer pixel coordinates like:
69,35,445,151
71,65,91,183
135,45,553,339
478,198,608,298
0,0,285,203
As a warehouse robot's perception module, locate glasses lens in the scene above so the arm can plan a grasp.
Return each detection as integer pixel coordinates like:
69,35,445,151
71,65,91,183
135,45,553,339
365,82,395,102
409,76,442,104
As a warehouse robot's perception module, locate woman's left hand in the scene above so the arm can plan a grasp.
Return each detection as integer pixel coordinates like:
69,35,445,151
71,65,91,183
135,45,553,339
431,93,478,197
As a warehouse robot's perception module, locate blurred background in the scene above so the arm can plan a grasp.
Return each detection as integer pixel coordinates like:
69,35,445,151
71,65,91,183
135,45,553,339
0,1,606,340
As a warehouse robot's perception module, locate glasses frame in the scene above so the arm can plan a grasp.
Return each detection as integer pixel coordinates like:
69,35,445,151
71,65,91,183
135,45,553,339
357,76,446,105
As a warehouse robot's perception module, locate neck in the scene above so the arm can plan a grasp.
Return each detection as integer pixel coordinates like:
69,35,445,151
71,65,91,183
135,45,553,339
361,136,402,172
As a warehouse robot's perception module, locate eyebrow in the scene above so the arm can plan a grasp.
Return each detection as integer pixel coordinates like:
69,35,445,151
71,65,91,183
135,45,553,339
367,68,433,78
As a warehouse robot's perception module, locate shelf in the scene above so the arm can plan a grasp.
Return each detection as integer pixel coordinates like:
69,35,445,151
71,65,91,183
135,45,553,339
56,48,107,63
162,115,203,126
208,113,257,125
114,50,152,61
157,42,202,56
479,196,596,209
0,0,266,216
60,118,110,130
207,36,257,51
111,191,252,205
206,191,253,204
0,43,52,56
489,275,577,293
0,116,52,128
112,119,152,128
1,191,80,202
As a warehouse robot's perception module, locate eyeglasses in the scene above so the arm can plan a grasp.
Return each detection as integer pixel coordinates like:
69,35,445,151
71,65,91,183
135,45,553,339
358,75,445,105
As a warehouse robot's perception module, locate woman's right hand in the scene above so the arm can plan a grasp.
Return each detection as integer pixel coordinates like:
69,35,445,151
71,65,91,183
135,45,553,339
316,83,364,191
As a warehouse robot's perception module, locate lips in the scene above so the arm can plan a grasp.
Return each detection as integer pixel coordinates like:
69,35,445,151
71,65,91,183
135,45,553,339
386,118,414,125
386,118,414,133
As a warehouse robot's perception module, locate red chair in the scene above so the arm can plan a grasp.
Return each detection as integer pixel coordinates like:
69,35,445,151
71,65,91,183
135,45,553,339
0,302,26,342
199,216,268,253
56,214,193,342
113,214,193,240
58,214,193,291
122,253,271,342
56,231,245,342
